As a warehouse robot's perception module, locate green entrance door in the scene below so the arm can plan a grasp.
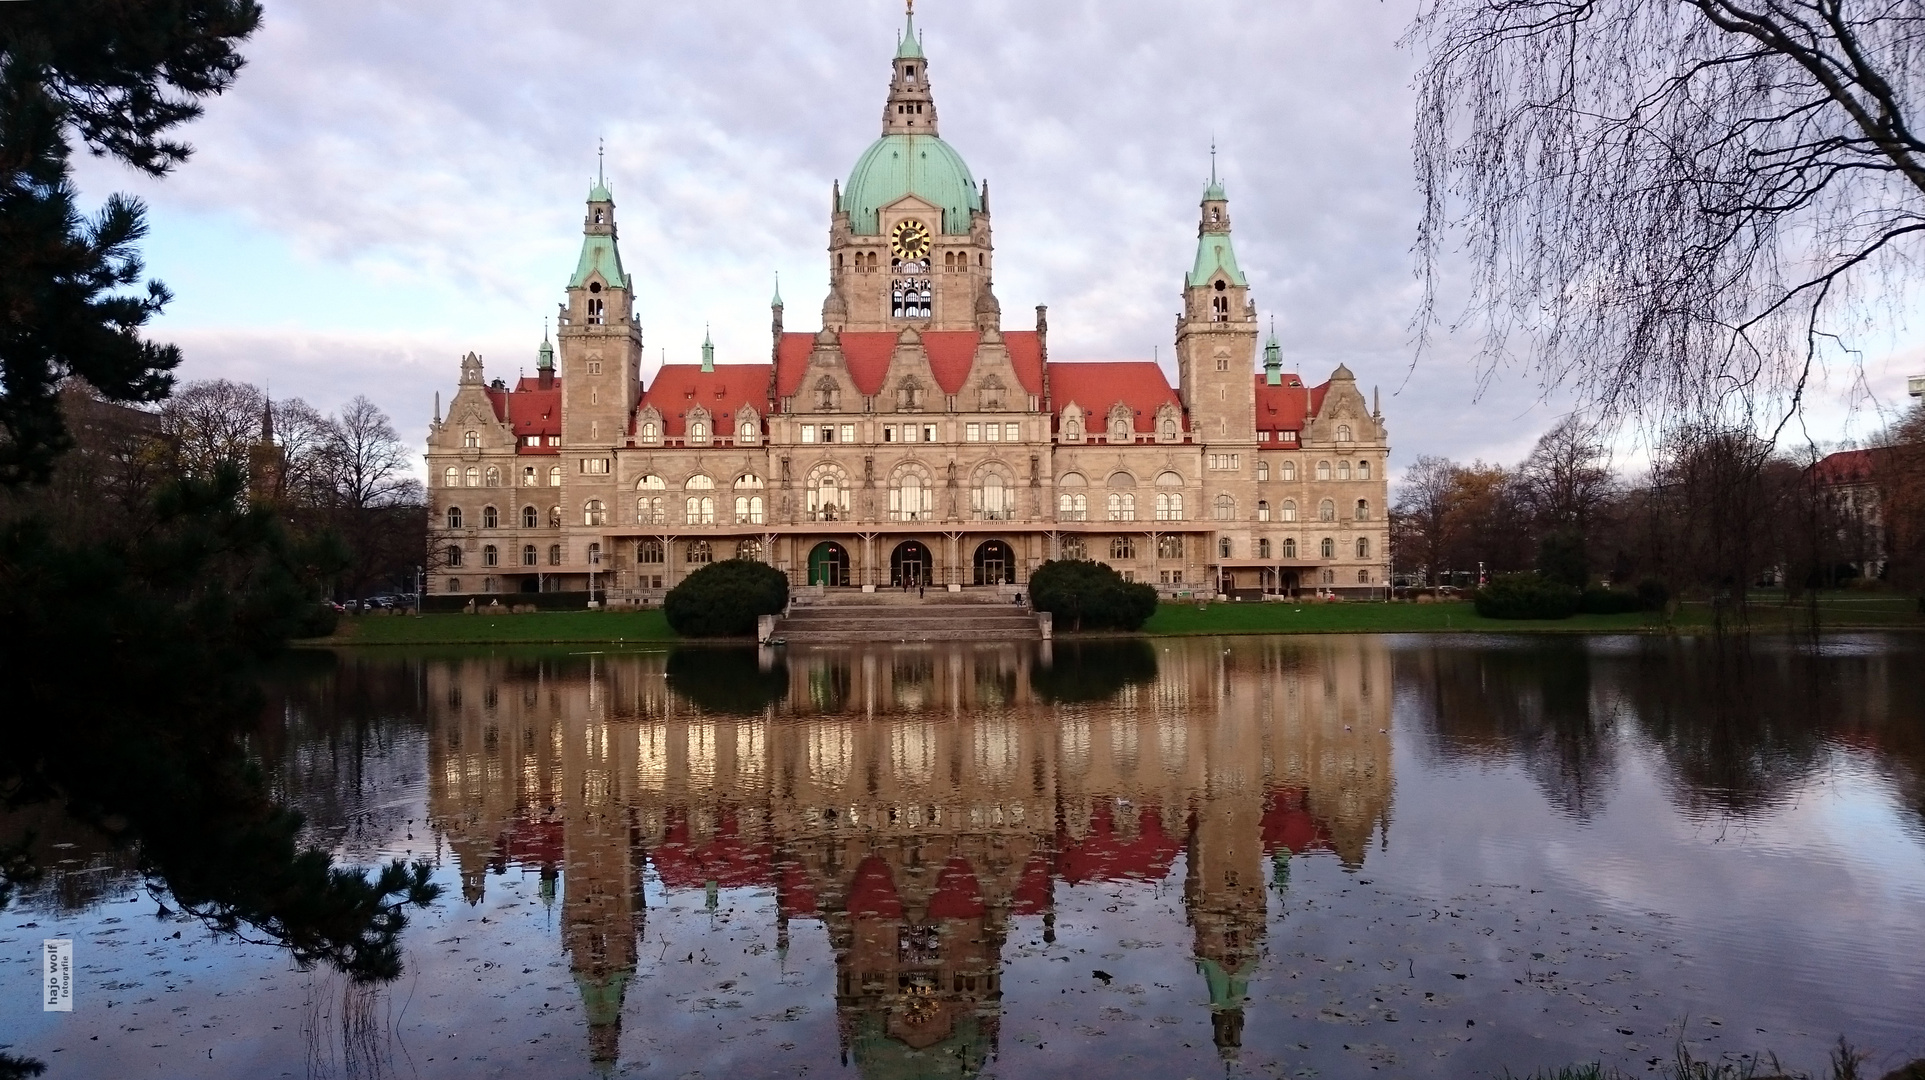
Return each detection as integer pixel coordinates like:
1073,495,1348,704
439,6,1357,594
808,542,850,586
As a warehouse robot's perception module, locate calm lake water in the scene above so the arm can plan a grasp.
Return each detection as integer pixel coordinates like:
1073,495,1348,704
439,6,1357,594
4,634,1924,1079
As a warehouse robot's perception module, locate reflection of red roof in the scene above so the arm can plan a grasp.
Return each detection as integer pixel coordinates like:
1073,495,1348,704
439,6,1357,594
1810,448,1883,487
1010,851,1053,917
1056,803,1182,884
1253,377,1328,440
776,858,818,917
1047,362,1181,434
847,854,904,920
1261,788,1333,856
486,379,563,453
651,807,773,890
926,857,986,920
493,812,564,869
637,364,772,439
774,331,1045,399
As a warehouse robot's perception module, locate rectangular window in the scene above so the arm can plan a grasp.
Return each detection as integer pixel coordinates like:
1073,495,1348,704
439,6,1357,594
822,425,837,444
884,426,896,443
924,424,938,442
801,425,816,443
1122,570,1135,583
1208,454,1242,471
985,423,1000,442
1283,431,1298,443
586,360,602,375
1171,570,1184,584
523,466,536,485
966,423,981,442
580,458,610,474
841,424,856,444
1006,423,1020,442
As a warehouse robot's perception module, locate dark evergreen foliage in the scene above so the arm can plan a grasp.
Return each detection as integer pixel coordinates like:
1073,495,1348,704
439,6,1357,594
1577,586,1643,615
1473,573,1580,619
663,559,789,637
1536,529,1589,589
1029,559,1159,632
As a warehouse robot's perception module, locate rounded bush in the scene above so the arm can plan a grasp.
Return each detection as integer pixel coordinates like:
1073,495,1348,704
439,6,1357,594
1578,587,1643,615
1029,559,1159,632
1635,577,1672,612
1473,573,1580,620
663,559,788,637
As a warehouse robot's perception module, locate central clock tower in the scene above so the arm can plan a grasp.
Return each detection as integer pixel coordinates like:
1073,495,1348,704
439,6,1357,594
821,5,996,332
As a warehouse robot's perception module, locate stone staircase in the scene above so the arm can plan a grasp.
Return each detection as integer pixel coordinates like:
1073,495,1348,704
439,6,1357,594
773,590,1044,643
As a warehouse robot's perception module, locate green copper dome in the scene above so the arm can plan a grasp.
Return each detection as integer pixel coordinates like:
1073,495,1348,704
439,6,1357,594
844,133,981,235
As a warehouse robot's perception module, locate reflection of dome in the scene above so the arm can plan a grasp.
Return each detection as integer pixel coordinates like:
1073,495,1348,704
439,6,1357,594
575,967,631,1066
845,134,981,235
851,1012,991,1080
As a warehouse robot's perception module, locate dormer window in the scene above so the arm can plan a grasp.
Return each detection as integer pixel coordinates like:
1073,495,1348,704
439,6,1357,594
463,430,479,448
690,420,709,443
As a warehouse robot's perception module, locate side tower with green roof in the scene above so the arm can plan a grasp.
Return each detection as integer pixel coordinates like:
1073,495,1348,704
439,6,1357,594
1176,164,1258,444
557,168,644,532
823,3,997,332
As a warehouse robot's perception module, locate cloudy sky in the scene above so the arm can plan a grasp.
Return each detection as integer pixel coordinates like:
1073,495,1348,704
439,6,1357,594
71,0,1925,478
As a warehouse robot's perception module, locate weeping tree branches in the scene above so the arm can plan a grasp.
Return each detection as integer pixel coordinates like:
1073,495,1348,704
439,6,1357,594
1410,0,1925,426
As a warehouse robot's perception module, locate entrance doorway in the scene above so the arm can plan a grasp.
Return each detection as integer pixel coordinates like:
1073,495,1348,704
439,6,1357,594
891,541,933,587
808,542,850,586
973,540,1015,586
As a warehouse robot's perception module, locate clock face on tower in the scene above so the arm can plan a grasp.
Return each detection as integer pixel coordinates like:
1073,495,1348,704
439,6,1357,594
890,219,933,261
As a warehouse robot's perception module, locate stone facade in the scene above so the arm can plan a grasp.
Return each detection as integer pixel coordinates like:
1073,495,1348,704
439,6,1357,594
425,10,1391,601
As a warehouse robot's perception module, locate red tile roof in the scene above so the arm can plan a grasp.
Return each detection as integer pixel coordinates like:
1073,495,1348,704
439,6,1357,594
1045,361,1181,433
774,331,1045,399
1809,447,1883,486
487,379,564,453
637,364,772,438
1254,375,1328,438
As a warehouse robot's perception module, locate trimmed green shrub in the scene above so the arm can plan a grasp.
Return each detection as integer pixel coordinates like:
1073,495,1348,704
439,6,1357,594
1029,559,1159,632
663,559,788,637
1578,587,1643,615
1473,573,1579,619
1536,529,1589,589
1635,577,1671,612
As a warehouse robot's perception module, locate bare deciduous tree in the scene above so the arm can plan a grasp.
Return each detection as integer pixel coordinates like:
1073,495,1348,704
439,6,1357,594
329,395,413,511
1393,455,1458,584
1519,416,1615,535
1411,1,1925,422
160,378,263,477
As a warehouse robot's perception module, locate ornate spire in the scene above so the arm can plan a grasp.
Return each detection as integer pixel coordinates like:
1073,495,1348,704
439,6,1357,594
897,0,923,59
1264,317,1282,385
771,271,783,309
883,3,938,136
537,319,555,371
701,325,715,372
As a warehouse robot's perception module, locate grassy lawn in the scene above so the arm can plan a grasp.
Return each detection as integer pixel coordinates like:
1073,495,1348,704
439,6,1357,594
1137,594,1925,637
312,608,679,646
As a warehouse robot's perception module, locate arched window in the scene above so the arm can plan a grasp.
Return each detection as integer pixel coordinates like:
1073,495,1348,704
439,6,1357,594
522,544,537,566
522,466,536,486
1358,569,1370,584
640,421,658,442
1258,538,1272,559
973,472,1010,520
814,376,840,412
445,506,463,529
734,495,765,524
1359,460,1372,480
548,466,562,487
1283,538,1297,558
1316,460,1332,481
978,375,1005,412
1064,418,1083,441
583,500,606,526
445,578,462,593
639,474,666,491
685,496,714,525
1156,492,1184,521
735,473,764,490
1357,537,1371,558
484,466,500,487
736,538,764,561
548,544,562,566
690,420,709,443
587,543,601,566
548,505,562,529
1281,461,1297,481
482,505,498,529
1161,417,1178,440
1107,492,1135,522
1337,424,1353,442
1256,461,1270,481
1219,536,1233,559
809,470,847,521
443,467,458,488
1060,536,1088,560
483,544,499,567
1338,460,1352,481
1282,500,1298,522
1158,535,1184,559
1110,536,1135,560
1320,537,1335,559
465,467,480,487
638,539,664,564
637,497,664,524
463,430,479,449
1109,412,1132,443
686,540,713,565
1257,499,1271,522
685,474,714,490
1212,494,1235,521
522,504,538,528
1057,492,1087,521
445,544,464,568
1355,499,1370,521
1319,499,1336,522
891,472,930,521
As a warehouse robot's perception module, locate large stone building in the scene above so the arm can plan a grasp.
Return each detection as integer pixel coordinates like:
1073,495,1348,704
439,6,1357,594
426,8,1390,601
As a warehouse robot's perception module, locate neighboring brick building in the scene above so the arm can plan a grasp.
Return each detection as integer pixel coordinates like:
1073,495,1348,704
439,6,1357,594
426,8,1390,601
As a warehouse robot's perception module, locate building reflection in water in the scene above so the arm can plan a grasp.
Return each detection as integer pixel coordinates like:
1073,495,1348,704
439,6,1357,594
425,638,1393,1072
